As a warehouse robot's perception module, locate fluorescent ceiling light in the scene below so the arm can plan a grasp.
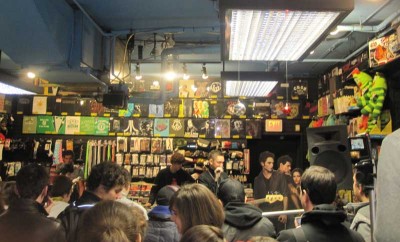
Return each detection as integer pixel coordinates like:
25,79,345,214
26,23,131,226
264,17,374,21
220,0,354,61
0,82,36,94
225,81,278,97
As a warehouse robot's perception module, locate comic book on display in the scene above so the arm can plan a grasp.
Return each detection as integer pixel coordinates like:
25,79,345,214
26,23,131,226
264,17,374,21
230,119,246,138
133,103,149,117
164,99,180,117
193,80,210,98
153,118,170,137
184,119,199,138
179,79,195,98
215,119,230,138
245,119,261,139
290,80,308,99
209,100,226,118
192,100,210,118
138,118,154,137
197,119,215,139
149,104,164,117
169,118,185,137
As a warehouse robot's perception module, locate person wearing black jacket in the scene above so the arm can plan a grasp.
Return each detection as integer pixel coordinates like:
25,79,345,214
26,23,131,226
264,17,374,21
146,152,194,206
198,150,228,194
277,166,364,242
217,178,276,241
0,164,66,242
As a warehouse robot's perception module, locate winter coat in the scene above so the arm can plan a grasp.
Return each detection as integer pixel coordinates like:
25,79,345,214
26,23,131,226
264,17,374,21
277,204,365,242
144,205,180,242
223,202,276,241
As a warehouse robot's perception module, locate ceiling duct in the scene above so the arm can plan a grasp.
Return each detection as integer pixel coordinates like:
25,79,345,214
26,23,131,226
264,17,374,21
0,0,74,67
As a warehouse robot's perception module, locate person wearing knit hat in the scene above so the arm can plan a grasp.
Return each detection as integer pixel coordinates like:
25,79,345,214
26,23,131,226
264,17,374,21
144,185,180,242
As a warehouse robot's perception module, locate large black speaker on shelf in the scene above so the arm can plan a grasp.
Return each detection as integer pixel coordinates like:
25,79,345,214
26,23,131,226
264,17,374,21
306,125,352,189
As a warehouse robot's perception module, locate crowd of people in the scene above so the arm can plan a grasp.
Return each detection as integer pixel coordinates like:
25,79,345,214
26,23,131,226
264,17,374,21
0,135,398,242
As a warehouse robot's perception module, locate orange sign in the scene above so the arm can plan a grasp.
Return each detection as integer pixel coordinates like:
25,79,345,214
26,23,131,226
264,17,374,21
265,119,283,132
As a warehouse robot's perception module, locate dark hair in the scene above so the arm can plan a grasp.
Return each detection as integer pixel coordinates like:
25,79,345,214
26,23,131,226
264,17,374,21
16,164,49,199
180,225,225,242
86,162,125,192
292,168,303,176
50,175,73,197
259,151,275,164
217,178,245,205
277,155,292,165
249,236,278,242
1,181,18,206
59,163,74,175
0,182,5,214
62,150,74,158
170,152,185,165
122,169,132,187
169,183,224,234
78,200,147,242
301,166,337,205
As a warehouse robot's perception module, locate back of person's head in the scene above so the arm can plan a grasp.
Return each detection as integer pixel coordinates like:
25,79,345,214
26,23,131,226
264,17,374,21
59,163,74,175
156,185,179,206
180,225,225,242
277,155,292,165
169,183,224,234
354,160,374,197
86,162,125,192
217,178,245,206
16,164,49,199
208,150,222,161
78,200,147,242
1,181,18,208
301,166,337,205
50,175,73,197
170,152,185,165
259,151,275,164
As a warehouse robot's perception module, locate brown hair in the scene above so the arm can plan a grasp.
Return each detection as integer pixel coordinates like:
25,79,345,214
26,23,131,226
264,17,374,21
259,151,275,164
170,183,224,234
170,152,185,165
180,225,225,242
78,200,147,242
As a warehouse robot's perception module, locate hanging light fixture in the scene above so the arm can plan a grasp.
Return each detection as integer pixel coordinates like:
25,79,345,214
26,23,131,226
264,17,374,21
182,63,190,80
165,62,177,81
283,61,291,115
135,63,142,80
201,63,208,80
219,0,354,61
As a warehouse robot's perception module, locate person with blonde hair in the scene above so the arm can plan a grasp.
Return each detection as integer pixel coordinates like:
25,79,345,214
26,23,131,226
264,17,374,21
169,183,224,235
78,200,147,242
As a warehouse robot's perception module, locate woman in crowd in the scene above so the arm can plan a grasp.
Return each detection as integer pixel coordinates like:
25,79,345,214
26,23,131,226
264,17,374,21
291,168,303,196
169,183,224,236
78,200,147,242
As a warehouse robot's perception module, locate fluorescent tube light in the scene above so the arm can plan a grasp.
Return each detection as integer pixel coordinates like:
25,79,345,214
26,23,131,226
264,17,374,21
0,82,36,94
220,0,354,61
225,81,278,97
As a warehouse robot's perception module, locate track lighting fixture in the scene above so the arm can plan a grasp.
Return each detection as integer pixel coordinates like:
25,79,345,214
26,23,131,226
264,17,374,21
135,63,142,80
201,63,208,80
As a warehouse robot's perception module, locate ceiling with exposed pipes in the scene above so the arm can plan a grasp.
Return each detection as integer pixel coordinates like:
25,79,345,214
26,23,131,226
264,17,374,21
0,0,399,95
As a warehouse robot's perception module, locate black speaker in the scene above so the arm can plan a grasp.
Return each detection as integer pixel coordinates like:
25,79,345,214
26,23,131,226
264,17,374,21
306,125,352,189
102,91,127,109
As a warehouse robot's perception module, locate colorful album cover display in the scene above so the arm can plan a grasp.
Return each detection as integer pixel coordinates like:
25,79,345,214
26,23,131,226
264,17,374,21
192,100,209,118
271,100,301,119
208,81,222,98
193,80,210,98
290,80,308,99
138,118,153,136
230,119,246,138
209,100,226,118
149,104,164,117
122,118,140,136
164,99,180,117
153,118,170,137
184,118,199,138
169,118,185,137
245,119,262,139
179,80,195,98
215,119,230,138
197,119,215,138
133,103,149,117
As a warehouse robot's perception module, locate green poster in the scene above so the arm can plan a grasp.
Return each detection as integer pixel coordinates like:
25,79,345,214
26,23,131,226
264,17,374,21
22,116,37,134
80,117,95,135
54,116,66,134
95,117,109,135
36,116,55,134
